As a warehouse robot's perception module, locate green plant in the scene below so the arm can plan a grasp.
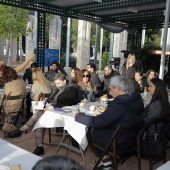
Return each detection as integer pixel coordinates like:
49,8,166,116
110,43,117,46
60,55,77,68
102,51,109,69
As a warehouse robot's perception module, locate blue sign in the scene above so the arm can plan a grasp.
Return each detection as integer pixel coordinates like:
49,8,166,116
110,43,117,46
44,48,59,66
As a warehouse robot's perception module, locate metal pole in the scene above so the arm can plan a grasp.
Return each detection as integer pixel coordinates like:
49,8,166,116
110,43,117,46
65,17,71,73
94,24,98,64
58,19,62,63
34,11,37,59
98,28,103,71
159,0,170,79
109,33,114,64
141,29,145,48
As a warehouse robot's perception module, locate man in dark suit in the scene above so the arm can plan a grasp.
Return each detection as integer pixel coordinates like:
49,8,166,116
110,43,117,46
86,63,101,88
75,76,144,168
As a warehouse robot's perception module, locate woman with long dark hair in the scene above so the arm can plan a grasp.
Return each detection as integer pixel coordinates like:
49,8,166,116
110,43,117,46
144,78,169,132
78,69,95,102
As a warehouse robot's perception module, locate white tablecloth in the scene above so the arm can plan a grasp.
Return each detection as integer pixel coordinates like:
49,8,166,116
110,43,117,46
0,138,41,170
33,109,88,150
156,160,170,170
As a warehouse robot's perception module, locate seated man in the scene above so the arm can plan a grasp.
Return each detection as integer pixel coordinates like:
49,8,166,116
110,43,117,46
6,73,79,155
103,65,117,97
23,62,38,84
75,76,144,168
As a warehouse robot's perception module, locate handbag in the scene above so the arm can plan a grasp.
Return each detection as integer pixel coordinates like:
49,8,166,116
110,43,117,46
140,122,166,157
2,113,16,133
2,122,16,133
31,92,46,114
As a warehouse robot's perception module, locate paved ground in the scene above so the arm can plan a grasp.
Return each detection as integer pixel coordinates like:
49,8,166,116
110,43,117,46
0,126,169,170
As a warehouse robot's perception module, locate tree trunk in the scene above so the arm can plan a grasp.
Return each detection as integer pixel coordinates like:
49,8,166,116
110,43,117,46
8,34,13,67
4,39,10,65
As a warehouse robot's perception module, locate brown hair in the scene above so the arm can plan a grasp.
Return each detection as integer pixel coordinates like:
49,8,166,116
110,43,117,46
0,65,7,72
71,67,81,82
135,70,143,77
78,69,94,91
146,69,156,79
2,67,18,84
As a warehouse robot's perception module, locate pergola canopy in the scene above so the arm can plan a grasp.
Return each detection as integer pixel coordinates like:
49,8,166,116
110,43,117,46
0,0,168,32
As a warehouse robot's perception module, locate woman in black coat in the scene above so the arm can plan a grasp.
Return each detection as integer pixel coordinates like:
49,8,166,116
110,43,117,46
133,70,148,93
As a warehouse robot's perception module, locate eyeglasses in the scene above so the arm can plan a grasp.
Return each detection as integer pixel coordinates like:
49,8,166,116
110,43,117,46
83,75,90,78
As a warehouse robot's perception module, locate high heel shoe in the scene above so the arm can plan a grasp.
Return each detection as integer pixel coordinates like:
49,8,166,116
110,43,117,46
6,129,23,138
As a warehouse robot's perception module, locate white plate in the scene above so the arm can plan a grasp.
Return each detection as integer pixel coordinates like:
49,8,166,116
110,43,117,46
62,106,75,110
85,111,96,116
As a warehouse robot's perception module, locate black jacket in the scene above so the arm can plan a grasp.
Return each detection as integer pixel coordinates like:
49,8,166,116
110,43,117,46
75,93,144,155
47,83,79,108
133,78,148,93
23,68,33,84
122,63,140,80
103,70,116,94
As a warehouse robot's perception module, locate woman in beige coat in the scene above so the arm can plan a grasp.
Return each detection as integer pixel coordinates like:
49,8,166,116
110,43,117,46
1,67,26,119
30,68,51,101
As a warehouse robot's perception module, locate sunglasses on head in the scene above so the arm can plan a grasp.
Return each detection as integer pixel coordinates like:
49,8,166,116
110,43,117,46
83,75,90,78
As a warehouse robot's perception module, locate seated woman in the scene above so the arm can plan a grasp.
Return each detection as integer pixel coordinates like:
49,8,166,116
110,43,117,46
0,65,7,88
133,70,148,93
31,68,51,101
70,67,81,84
78,69,95,102
143,78,169,132
70,67,84,103
26,68,51,120
0,67,26,121
145,69,157,86
6,73,79,155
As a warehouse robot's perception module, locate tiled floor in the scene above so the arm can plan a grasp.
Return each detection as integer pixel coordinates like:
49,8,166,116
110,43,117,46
0,127,169,170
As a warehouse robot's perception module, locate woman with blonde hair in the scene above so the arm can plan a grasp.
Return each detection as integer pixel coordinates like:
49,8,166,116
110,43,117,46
78,69,95,102
31,68,51,101
122,53,140,93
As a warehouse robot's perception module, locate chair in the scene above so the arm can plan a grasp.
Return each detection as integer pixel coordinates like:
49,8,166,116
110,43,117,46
2,94,26,136
92,125,141,170
137,118,167,170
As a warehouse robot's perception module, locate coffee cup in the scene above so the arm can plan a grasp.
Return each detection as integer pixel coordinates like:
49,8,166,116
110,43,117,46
89,105,95,111
79,102,85,108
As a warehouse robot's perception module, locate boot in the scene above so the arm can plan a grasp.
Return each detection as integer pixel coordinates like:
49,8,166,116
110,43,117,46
33,146,44,156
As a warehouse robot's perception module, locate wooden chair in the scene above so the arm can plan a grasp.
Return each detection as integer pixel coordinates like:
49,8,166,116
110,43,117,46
2,94,26,136
137,118,167,170
92,125,141,170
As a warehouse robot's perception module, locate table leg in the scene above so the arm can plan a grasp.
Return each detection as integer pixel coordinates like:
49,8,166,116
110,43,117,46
56,130,86,169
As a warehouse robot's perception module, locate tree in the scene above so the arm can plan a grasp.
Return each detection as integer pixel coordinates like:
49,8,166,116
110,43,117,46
102,51,109,69
0,5,28,66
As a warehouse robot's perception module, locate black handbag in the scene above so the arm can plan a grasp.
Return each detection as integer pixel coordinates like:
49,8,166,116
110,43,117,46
140,122,167,157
